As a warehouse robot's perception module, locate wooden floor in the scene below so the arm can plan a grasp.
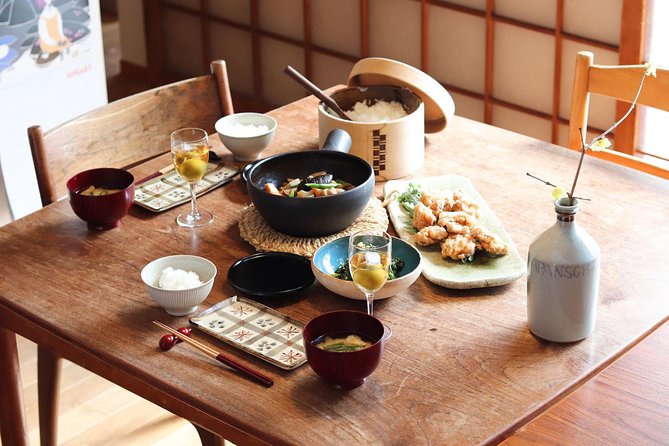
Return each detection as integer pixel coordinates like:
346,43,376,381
1,337,205,446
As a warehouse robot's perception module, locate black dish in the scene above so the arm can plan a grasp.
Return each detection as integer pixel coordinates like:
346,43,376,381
227,252,315,298
247,129,375,237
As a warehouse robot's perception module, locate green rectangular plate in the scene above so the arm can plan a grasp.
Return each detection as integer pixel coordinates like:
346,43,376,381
384,175,525,289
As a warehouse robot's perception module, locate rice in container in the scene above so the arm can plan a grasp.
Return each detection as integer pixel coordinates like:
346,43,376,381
318,57,455,181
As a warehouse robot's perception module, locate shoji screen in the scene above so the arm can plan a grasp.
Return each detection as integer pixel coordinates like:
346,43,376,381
151,0,638,150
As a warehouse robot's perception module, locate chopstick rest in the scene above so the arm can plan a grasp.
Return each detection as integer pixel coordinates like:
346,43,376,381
153,320,274,388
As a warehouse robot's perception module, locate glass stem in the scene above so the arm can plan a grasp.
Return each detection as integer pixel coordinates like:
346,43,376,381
189,182,200,219
365,292,374,316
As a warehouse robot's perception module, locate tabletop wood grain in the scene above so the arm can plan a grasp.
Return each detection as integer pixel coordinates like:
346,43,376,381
502,320,669,445
1,91,668,445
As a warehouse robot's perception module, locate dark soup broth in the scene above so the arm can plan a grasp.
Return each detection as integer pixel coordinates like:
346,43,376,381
312,331,375,352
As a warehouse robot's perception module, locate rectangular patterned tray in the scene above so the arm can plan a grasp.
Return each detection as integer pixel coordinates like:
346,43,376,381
133,163,239,212
189,296,307,370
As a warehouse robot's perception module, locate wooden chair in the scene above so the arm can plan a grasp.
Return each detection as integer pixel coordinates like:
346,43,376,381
27,60,234,446
30,61,234,206
568,50,669,179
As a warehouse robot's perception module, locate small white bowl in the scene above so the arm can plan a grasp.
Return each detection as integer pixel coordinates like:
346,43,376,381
141,255,217,316
215,113,277,161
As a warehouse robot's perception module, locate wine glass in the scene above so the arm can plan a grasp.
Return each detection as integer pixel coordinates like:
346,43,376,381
348,230,392,316
170,128,213,227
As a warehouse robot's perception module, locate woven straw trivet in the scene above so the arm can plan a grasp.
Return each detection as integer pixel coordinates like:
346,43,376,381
239,198,389,258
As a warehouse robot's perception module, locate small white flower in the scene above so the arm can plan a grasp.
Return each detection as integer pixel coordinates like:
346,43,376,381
590,137,611,152
644,62,657,78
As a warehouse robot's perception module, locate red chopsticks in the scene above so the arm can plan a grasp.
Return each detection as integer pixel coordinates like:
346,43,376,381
153,320,273,388
135,165,175,186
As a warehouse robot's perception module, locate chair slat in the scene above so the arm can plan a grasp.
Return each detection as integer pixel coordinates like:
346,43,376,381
567,51,669,179
30,61,232,204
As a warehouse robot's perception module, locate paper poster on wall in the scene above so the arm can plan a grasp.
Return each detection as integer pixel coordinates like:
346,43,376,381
0,0,107,220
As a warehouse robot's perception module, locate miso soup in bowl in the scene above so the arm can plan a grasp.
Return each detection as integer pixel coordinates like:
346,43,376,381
303,310,385,389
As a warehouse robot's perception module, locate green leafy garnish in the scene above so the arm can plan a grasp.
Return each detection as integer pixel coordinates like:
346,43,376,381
305,183,340,189
398,183,422,217
333,262,353,280
388,258,405,280
322,343,368,352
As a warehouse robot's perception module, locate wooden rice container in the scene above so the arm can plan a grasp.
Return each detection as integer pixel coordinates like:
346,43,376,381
318,57,455,181
318,86,424,181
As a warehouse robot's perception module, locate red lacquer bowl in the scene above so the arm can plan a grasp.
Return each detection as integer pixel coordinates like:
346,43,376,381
67,168,135,230
303,310,385,389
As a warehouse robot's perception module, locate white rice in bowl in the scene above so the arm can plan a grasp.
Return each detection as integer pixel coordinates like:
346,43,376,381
224,123,270,137
345,100,408,122
158,267,203,290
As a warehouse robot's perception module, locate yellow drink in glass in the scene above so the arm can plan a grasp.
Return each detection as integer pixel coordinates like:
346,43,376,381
350,252,390,293
170,128,214,228
174,144,209,183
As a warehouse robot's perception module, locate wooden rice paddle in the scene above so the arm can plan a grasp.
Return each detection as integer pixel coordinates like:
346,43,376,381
284,65,352,120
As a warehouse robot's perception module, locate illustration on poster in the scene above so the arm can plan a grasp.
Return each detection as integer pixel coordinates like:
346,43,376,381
0,0,90,75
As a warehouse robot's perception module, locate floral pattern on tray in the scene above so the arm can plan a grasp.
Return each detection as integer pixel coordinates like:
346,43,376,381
133,163,239,212
189,296,307,370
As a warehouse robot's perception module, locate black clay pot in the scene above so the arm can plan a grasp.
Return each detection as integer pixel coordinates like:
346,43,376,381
247,129,374,237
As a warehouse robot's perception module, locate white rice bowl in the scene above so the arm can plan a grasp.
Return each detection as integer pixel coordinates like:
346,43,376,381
141,255,217,316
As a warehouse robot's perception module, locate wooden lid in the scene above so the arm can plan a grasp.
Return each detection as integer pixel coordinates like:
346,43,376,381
347,57,455,133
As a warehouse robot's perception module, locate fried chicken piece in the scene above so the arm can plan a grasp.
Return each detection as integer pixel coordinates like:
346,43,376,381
415,225,448,246
437,211,477,235
420,189,454,209
440,234,477,261
451,190,481,219
471,226,509,256
429,200,444,218
419,191,438,207
413,202,437,230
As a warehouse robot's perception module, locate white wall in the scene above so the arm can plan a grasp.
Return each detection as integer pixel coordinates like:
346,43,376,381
639,0,669,160
0,0,108,223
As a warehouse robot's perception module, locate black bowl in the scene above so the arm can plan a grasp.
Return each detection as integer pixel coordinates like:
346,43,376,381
227,252,315,298
247,129,374,237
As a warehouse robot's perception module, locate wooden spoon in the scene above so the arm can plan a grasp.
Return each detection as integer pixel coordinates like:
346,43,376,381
284,65,352,121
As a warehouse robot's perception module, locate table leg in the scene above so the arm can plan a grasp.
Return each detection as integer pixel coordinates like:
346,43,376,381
195,425,226,446
38,346,62,446
0,325,29,446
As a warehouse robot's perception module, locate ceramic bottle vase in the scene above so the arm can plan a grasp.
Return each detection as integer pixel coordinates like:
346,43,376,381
527,198,600,342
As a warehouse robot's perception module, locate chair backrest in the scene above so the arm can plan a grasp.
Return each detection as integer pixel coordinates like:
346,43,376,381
29,60,235,206
567,51,669,179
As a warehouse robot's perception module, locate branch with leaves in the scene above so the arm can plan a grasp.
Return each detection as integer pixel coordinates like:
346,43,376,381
528,62,657,205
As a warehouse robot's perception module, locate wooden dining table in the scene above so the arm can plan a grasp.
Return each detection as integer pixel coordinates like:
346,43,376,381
1,90,668,446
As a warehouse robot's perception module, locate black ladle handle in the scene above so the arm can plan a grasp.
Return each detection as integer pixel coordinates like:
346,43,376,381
284,65,352,121
322,129,352,153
